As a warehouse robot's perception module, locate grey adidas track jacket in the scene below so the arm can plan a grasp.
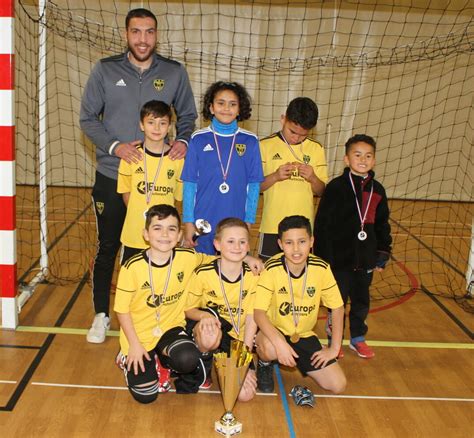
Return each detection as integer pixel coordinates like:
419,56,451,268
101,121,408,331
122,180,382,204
80,52,197,180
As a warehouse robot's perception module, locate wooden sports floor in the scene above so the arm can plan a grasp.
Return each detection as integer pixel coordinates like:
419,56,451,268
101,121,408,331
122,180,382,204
1,188,473,437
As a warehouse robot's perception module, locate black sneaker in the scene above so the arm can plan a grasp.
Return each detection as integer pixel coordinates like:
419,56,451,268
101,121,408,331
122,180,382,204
257,361,274,393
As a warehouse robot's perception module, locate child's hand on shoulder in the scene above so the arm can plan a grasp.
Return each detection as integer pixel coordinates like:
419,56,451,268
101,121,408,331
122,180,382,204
244,255,264,275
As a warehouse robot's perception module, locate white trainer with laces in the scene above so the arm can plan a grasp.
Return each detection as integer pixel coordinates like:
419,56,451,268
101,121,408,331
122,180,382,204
87,312,110,343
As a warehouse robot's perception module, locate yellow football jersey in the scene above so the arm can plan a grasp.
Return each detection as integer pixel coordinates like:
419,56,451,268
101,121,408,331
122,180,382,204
185,260,258,341
117,145,183,248
259,134,328,234
254,254,342,338
114,248,212,355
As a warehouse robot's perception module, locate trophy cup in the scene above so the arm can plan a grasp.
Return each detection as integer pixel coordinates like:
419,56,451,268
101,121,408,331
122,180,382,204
214,340,253,437
193,218,212,242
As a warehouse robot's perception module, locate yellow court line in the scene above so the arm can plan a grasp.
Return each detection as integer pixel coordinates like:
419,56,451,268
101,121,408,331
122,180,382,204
16,326,120,337
14,326,474,349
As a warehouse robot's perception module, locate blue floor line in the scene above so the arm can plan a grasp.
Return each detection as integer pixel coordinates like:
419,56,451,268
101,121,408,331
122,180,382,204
274,364,296,438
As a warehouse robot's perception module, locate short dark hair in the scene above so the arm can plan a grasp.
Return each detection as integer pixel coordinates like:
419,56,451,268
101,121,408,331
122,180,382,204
140,100,172,122
202,81,252,121
145,204,181,229
345,134,377,154
285,97,319,130
214,217,249,240
278,215,312,239
125,8,157,29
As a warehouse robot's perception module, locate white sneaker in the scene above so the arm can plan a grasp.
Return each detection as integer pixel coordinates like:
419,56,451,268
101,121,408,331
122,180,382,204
87,313,110,343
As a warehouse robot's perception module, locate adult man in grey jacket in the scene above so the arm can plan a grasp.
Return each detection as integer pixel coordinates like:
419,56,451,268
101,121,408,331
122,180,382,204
80,7,197,343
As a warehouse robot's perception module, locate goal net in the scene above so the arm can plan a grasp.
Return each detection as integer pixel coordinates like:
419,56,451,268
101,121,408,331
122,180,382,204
14,0,473,311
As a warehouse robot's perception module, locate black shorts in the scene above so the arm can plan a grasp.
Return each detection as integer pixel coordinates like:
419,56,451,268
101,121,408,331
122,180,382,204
283,333,337,375
258,233,281,260
125,326,192,387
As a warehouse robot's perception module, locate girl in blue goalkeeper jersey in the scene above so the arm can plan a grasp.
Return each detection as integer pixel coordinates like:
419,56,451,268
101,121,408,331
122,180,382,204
181,81,264,254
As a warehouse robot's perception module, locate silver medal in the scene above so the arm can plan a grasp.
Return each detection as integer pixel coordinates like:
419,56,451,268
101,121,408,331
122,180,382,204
152,326,163,337
219,182,230,194
358,230,367,241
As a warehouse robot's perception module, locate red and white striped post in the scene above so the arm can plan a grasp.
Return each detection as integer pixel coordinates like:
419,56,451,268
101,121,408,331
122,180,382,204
0,0,18,329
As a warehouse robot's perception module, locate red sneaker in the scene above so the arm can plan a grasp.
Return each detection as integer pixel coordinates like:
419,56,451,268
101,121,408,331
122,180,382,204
155,355,172,393
115,351,126,370
199,377,212,390
349,341,375,359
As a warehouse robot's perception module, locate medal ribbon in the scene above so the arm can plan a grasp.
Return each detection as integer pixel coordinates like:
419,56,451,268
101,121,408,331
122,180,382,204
348,172,374,232
280,131,304,163
285,261,308,335
213,130,237,184
143,145,166,205
217,260,244,338
148,250,174,322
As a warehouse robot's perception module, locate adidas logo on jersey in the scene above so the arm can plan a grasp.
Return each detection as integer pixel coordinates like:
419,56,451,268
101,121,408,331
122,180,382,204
272,153,282,160
278,286,287,294
203,144,214,152
115,78,127,87
135,166,144,174
208,290,217,298
141,281,151,290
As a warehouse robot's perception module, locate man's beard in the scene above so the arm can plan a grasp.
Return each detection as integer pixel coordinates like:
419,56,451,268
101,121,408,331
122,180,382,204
128,44,154,63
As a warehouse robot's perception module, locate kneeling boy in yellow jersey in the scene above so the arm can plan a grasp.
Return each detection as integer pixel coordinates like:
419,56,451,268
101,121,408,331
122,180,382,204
185,218,259,401
254,215,346,394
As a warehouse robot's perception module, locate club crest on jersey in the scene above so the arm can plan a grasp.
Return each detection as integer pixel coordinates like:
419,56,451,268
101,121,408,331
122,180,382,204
306,286,315,297
95,202,105,215
167,169,175,179
303,155,311,164
235,144,246,156
154,79,165,91
177,271,184,282
242,290,248,299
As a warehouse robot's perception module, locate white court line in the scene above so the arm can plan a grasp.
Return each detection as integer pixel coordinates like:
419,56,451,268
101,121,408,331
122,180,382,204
0,380,17,384
29,382,473,402
317,394,474,402
30,381,277,396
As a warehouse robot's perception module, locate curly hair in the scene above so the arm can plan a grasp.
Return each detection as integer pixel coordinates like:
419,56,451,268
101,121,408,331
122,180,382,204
202,81,252,122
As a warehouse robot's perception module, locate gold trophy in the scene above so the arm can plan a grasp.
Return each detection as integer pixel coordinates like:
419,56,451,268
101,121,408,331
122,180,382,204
214,340,253,437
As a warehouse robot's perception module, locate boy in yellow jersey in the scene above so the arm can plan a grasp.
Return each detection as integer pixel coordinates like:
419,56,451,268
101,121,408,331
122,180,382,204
185,218,259,401
114,204,212,403
258,97,327,260
254,215,346,394
117,100,184,263
114,205,263,402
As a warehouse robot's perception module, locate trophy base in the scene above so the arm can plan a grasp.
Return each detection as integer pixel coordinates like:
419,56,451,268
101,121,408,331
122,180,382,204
215,420,242,437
